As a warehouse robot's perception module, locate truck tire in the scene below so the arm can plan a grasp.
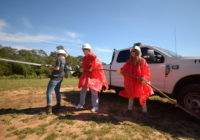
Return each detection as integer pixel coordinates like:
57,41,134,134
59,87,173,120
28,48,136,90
177,84,200,117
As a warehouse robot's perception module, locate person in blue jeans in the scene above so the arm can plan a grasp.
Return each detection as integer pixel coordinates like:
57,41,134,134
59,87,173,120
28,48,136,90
46,49,68,114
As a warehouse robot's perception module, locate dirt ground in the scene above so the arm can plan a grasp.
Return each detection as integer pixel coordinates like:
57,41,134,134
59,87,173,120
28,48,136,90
0,86,200,140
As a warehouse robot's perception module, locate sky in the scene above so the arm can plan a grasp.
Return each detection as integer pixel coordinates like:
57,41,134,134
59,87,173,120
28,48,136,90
0,0,200,63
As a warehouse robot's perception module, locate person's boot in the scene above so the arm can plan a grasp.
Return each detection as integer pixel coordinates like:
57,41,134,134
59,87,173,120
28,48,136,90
75,104,84,110
53,103,61,114
55,103,61,108
46,106,52,115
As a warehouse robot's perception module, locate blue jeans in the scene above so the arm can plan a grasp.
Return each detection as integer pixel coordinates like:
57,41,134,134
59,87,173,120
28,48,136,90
46,79,63,106
79,87,99,108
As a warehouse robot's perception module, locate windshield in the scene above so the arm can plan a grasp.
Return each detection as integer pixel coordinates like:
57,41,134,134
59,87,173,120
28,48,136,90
154,47,181,57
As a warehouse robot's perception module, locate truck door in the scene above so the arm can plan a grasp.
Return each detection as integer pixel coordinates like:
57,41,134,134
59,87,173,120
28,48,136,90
110,50,130,88
141,47,166,91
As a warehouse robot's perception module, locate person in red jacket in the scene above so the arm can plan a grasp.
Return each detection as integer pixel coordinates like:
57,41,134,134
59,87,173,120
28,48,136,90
119,43,153,113
75,43,108,112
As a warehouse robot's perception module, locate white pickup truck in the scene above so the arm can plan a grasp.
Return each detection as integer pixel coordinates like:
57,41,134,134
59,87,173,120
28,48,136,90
103,44,200,116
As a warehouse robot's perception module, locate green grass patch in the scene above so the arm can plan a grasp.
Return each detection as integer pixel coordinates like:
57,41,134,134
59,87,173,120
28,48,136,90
0,78,78,91
121,121,154,139
7,126,17,132
12,128,36,135
10,113,19,119
44,133,58,140
37,114,48,120
10,123,48,139
61,119,75,125
58,118,75,125
112,135,130,140
20,115,39,123
60,132,79,139
83,123,114,138
1,118,12,125
49,117,75,126
89,121,97,128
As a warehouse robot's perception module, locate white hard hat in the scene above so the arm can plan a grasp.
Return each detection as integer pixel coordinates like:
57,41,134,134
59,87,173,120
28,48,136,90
57,49,67,55
82,43,92,50
130,46,141,52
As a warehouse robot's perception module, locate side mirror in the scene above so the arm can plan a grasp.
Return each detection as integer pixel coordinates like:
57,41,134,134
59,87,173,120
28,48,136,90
143,49,155,63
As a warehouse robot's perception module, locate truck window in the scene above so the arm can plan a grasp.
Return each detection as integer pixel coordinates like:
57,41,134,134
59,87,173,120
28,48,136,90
116,50,130,63
117,48,165,63
141,47,165,64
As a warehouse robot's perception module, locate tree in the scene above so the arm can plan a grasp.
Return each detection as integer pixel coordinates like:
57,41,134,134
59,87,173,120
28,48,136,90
0,45,84,78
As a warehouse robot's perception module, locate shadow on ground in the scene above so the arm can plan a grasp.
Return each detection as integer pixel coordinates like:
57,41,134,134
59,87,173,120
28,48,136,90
59,90,200,139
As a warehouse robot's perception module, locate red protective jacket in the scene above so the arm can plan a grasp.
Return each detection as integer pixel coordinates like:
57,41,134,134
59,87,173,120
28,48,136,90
78,53,108,92
119,58,153,106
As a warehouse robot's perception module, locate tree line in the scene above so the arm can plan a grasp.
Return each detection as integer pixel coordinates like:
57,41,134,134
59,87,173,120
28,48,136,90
0,45,83,79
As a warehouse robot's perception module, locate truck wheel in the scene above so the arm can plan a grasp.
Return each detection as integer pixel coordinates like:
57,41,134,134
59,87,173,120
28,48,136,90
177,84,200,117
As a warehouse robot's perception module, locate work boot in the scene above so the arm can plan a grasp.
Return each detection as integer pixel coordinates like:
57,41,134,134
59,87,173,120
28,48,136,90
53,103,62,114
55,103,61,109
46,106,52,115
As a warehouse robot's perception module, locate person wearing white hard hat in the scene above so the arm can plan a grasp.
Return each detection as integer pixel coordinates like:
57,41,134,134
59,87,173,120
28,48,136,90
119,43,153,114
82,43,92,50
45,49,68,115
76,43,108,112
